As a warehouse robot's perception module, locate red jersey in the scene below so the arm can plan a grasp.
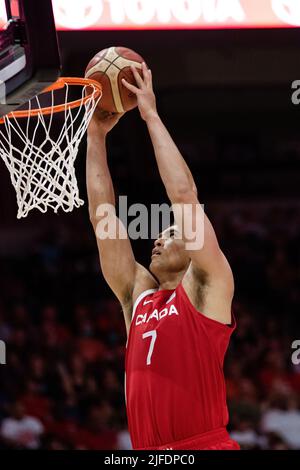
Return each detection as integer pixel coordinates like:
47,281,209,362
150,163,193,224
125,283,237,450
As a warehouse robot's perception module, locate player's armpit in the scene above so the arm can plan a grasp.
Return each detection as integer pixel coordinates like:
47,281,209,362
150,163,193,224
182,256,234,324
120,263,158,335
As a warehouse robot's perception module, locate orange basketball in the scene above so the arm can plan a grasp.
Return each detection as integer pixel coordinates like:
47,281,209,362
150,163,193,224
85,46,146,113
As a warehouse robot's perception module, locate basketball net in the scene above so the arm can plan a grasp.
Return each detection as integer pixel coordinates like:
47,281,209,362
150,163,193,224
0,77,102,219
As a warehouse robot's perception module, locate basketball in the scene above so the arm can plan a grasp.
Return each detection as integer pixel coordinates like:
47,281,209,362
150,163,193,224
85,46,146,113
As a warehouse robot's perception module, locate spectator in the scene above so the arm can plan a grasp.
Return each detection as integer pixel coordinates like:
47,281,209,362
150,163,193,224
1,401,44,449
261,394,300,449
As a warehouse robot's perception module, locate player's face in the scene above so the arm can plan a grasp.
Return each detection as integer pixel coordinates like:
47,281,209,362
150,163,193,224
150,225,190,275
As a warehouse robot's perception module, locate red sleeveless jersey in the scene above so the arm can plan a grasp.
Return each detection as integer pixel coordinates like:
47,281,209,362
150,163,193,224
125,283,237,450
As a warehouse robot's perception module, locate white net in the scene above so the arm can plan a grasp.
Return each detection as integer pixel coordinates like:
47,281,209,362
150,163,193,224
0,78,102,218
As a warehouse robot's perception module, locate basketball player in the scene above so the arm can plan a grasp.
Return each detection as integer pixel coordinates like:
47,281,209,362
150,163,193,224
86,63,239,450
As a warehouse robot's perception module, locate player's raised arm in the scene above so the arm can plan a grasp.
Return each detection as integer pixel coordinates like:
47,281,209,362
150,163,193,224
122,65,234,323
86,109,157,332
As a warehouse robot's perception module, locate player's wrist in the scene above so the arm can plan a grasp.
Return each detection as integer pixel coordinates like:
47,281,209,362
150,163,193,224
144,110,160,123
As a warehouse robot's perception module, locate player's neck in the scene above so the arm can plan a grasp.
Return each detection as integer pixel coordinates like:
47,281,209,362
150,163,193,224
157,271,185,291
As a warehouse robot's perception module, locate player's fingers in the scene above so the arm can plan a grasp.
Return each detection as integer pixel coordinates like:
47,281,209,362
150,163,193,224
121,78,139,94
147,70,153,89
130,65,144,88
142,62,151,87
148,69,153,82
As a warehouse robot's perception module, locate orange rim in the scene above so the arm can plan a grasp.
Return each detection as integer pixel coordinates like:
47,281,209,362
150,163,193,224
0,77,102,124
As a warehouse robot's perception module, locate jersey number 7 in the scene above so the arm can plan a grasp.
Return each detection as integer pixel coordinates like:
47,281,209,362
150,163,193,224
142,330,157,365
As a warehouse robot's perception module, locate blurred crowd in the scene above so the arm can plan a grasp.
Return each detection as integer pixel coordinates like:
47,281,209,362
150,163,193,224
218,203,300,450
0,203,299,450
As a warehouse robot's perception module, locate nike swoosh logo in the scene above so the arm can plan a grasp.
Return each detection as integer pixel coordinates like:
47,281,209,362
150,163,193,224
143,299,154,305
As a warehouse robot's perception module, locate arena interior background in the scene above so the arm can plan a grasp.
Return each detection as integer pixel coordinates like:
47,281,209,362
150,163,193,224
0,15,300,450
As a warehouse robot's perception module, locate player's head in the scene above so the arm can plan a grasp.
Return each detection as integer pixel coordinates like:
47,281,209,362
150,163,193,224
149,225,190,279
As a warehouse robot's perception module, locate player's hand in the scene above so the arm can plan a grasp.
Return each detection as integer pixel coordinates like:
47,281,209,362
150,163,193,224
88,107,124,136
122,63,158,122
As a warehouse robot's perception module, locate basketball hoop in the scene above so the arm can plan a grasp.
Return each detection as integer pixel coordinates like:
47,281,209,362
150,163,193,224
0,77,102,218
